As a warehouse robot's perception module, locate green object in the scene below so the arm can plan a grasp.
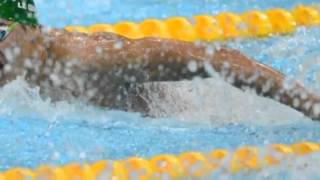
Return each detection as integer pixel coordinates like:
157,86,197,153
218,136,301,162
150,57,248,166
0,0,38,26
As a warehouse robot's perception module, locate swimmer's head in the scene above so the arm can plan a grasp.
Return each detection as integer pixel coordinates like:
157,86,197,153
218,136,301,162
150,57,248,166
0,20,18,41
0,0,38,26
0,0,38,42
0,26,45,85
0,23,46,86
0,1,38,66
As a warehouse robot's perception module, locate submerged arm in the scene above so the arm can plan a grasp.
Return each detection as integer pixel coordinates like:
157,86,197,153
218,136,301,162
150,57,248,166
48,30,320,120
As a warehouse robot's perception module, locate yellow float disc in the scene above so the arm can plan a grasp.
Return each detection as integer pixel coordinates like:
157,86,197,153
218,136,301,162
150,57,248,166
230,147,259,172
65,26,90,34
149,154,183,178
291,142,320,155
88,24,114,33
193,15,223,41
241,10,273,37
4,168,35,180
215,12,243,39
165,17,197,41
113,21,143,39
35,166,67,180
139,19,169,38
178,152,212,177
264,144,293,166
207,149,229,170
266,9,297,34
122,157,153,180
292,5,320,26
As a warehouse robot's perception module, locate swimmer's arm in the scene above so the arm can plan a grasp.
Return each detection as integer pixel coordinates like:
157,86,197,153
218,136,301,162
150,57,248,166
134,38,320,120
48,31,320,120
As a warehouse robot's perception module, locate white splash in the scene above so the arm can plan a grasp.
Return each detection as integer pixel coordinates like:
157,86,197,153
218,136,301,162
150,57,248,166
0,76,135,124
0,75,309,126
132,77,309,125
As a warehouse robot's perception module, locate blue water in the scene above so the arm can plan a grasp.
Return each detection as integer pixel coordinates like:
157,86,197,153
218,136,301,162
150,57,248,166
0,115,319,170
0,0,319,174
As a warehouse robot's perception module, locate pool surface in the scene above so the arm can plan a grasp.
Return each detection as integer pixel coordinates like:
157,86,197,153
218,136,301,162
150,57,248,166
0,0,319,178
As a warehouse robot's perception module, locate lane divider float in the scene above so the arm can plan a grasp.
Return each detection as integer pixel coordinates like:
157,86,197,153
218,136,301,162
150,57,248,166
65,4,320,41
1,141,319,179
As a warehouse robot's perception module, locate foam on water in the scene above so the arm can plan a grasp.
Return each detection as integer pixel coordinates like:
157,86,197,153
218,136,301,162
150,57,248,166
137,78,307,125
0,77,111,123
0,74,310,126
0,70,319,172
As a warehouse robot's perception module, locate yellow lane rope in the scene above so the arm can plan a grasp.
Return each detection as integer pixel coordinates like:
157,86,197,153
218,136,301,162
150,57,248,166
65,4,320,41
1,141,319,179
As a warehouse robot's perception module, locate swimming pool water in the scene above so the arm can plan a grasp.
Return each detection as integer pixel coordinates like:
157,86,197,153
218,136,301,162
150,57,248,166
0,0,319,177
36,0,318,27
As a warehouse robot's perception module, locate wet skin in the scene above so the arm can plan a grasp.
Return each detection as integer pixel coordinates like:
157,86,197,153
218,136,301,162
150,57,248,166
0,24,319,120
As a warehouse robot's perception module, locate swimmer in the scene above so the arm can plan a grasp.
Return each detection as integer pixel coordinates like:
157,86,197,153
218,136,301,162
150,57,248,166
0,0,320,120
